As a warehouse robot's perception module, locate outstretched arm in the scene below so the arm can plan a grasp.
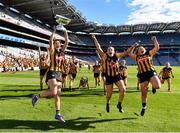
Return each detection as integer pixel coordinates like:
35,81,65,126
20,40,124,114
150,36,160,56
128,43,139,59
61,28,69,52
92,35,104,58
117,43,139,58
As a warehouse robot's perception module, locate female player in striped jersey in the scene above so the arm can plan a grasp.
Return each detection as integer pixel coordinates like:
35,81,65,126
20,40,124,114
92,60,101,87
32,26,69,122
62,58,70,89
96,50,106,94
159,62,174,92
129,36,161,116
39,52,49,90
68,56,78,91
92,35,137,113
119,60,128,86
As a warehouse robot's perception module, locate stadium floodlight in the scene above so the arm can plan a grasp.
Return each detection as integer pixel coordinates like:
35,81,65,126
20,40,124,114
148,31,160,34
45,24,51,27
163,30,176,33
0,2,4,7
9,7,20,14
36,19,42,24
24,14,32,19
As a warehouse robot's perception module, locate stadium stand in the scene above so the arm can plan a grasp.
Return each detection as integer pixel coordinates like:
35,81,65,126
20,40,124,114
0,1,179,67
0,45,39,72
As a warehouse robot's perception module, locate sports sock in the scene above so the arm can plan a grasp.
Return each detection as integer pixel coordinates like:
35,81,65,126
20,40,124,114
142,103,146,108
56,110,60,115
118,102,122,107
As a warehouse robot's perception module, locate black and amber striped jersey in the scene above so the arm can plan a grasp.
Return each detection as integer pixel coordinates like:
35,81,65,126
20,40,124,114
69,62,78,74
96,44,126,77
49,49,64,71
100,53,121,77
162,67,172,79
136,51,155,74
62,63,69,74
93,64,101,74
40,57,49,69
119,65,128,77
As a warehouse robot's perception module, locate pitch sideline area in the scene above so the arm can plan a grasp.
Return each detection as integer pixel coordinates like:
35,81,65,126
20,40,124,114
0,66,180,132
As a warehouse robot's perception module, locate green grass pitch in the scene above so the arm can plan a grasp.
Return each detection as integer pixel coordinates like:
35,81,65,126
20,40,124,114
0,66,180,132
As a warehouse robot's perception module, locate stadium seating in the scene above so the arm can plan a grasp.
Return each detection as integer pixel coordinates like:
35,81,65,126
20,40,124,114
0,6,179,66
67,33,180,66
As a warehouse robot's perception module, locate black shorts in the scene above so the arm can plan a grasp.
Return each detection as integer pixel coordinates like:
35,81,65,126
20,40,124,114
137,73,140,78
139,70,157,83
46,70,61,82
69,73,77,79
40,69,48,76
62,73,68,78
162,77,170,80
94,73,100,78
105,74,122,85
121,76,127,80
101,72,106,77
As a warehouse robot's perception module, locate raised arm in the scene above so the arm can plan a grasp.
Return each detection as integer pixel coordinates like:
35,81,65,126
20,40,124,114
149,36,160,56
61,28,69,52
117,43,139,59
92,35,104,58
128,43,139,59
49,26,57,51
96,50,101,60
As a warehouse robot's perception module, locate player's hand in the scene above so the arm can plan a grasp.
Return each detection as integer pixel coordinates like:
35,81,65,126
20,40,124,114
126,43,139,54
133,42,139,48
151,36,157,41
92,34,96,40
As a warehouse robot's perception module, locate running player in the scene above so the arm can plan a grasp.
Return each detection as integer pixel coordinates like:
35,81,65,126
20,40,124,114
39,52,49,90
159,62,174,92
62,58,69,89
69,57,78,91
92,35,137,113
129,36,161,116
96,50,106,94
119,60,128,86
32,26,69,122
93,60,101,87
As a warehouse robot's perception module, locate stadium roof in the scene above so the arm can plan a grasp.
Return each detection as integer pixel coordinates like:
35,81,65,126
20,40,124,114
1,0,180,34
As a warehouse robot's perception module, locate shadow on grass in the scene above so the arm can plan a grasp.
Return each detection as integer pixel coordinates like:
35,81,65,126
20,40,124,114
0,117,137,131
125,87,140,93
0,84,41,92
0,94,33,100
